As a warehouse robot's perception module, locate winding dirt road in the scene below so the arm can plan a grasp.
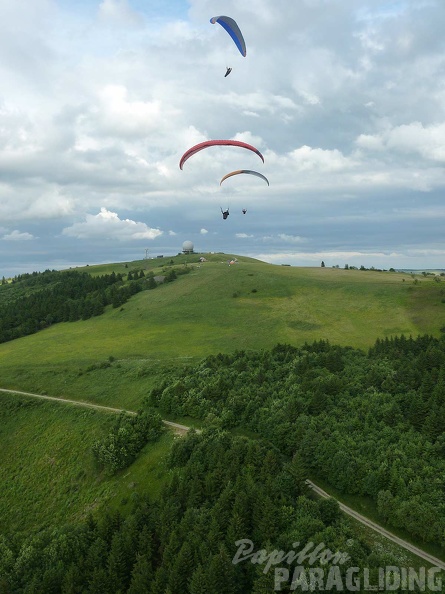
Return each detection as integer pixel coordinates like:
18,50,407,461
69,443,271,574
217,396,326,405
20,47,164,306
0,388,190,434
305,480,445,570
1,387,444,569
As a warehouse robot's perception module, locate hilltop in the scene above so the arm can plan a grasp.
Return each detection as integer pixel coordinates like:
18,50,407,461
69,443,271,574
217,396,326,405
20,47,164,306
1,255,444,356
0,252,443,408
1,253,445,587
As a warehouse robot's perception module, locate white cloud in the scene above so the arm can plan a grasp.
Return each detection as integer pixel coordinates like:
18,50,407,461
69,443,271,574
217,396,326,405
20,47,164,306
2,230,34,241
168,230,177,236
289,145,354,172
221,91,300,117
91,84,181,139
356,122,445,163
1,1,445,274
62,208,162,241
97,0,143,27
298,90,321,106
254,251,402,265
236,233,254,238
200,228,208,234
278,234,306,244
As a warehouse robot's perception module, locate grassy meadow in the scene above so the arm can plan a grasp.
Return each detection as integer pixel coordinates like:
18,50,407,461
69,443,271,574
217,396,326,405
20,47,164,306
1,254,444,541
0,392,173,534
0,255,443,410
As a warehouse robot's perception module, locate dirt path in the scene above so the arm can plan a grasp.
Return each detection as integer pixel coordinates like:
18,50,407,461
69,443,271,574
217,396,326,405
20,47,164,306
1,387,444,568
306,480,445,570
0,388,190,435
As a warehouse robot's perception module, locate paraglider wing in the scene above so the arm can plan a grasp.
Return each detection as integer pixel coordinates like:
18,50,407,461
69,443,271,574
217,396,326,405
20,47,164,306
220,169,270,186
210,16,246,57
179,140,264,170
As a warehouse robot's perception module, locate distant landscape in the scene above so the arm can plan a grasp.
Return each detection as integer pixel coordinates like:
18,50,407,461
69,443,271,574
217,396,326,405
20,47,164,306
1,254,444,592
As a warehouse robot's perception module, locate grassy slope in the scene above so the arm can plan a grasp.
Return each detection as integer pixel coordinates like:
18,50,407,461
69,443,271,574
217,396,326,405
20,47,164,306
1,258,443,356
0,392,173,534
0,256,443,409
0,255,444,538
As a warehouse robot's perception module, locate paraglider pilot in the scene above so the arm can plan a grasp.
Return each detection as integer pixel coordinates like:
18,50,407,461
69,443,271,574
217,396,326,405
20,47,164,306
242,208,247,214
225,67,232,77
221,207,230,220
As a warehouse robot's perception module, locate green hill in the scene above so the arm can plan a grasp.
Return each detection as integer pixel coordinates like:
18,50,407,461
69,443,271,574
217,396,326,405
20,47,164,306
0,392,172,534
0,254,443,408
1,255,445,578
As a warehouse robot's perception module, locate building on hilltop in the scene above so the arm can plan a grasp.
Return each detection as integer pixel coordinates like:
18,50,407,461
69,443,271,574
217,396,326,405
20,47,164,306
182,241,194,254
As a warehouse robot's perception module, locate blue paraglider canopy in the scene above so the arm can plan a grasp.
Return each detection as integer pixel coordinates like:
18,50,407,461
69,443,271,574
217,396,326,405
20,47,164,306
210,16,246,57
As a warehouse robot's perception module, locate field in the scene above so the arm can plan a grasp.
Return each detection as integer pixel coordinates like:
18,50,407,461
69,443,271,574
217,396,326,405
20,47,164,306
0,392,173,534
0,255,443,409
1,255,444,543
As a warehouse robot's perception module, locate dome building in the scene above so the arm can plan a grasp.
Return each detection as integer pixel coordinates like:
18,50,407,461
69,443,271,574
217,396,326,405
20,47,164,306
182,241,194,254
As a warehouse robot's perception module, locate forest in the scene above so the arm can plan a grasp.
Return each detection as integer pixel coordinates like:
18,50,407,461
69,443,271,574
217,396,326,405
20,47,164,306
2,428,438,593
0,267,183,344
0,335,444,592
148,335,445,547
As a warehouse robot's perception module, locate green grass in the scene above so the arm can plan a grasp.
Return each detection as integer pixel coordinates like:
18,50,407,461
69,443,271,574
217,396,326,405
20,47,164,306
0,359,183,410
0,254,444,542
0,392,173,534
0,256,443,412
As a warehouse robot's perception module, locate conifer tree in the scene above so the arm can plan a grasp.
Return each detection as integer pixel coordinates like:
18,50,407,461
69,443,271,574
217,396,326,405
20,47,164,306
189,564,209,594
168,541,195,592
207,546,238,594
127,553,153,594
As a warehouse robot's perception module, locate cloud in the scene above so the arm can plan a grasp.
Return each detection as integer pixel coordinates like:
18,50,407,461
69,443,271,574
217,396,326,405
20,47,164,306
253,251,402,266
259,234,306,244
200,228,208,234
289,145,355,172
92,85,181,139
278,234,306,244
356,122,445,163
2,230,34,241
2,0,445,275
62,208,162,241
97,0,143,27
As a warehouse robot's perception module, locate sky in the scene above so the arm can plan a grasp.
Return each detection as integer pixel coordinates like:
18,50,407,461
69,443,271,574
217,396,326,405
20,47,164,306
1,0,445,276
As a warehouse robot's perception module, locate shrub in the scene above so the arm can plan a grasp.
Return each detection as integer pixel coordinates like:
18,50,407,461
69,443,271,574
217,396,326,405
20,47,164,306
92,410,164,475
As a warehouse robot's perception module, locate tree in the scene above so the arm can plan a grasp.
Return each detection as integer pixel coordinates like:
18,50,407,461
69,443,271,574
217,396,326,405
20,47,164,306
87,568,110,594
318,497,341,525
189,564,209,594
377,490,396,523
146,273,157,290
168,542,195,592
61,563,83,594
207,547,237,594
107,532,132,592
127,554,153,594
251,563,276,593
